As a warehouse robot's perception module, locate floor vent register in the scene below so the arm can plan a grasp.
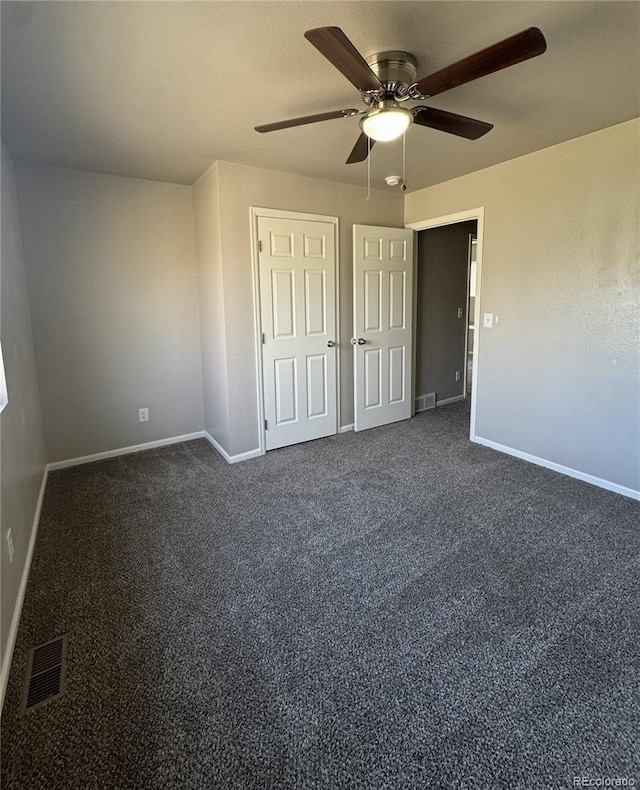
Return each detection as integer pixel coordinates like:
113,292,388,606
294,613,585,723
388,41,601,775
22,634,67,713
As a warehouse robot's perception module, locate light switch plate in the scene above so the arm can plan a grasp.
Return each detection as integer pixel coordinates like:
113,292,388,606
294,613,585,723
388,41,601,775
483,313,493,328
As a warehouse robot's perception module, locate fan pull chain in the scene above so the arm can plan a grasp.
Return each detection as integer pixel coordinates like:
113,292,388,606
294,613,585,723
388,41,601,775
366,136,371,202
402,130,406,191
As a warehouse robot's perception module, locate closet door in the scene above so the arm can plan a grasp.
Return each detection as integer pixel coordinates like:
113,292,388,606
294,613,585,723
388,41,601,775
353,224,414,431
258,215,337,450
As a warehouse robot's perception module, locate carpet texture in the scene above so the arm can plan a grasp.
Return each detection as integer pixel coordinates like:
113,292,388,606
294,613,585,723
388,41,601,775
2,402,639,789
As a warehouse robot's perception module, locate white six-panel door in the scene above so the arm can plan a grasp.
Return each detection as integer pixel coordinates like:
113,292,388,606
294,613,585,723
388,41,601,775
258,216,337,450
353,224,414,431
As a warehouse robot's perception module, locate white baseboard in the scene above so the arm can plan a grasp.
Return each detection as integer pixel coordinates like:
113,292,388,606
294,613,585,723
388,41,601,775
203,432,262,464
0,464,49,713
474,436,640,501
47,432,206,471
339,424,354,433
436,394,466,407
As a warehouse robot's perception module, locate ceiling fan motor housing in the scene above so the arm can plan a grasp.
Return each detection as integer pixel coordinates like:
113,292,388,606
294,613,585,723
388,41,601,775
365,51,418,98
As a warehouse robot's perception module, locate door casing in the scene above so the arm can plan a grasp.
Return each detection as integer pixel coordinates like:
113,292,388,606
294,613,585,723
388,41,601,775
250,207,340,456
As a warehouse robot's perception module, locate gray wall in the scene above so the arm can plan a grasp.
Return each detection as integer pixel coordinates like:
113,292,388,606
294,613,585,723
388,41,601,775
416,221,476,402
406,119,640,494
203,161,404,456
0,144,47,699
192,162,230,450
15,163,205,462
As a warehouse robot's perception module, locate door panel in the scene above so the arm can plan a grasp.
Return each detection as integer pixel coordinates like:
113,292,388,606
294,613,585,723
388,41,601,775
270,232,294,257
389,238,407,261
389,270,406,329
272,270,295,338
274,357,297,425
306,354,328,418
364,348,382,409
304,270,326,335
364,270,382,331
259,216,337,450
353,225,414,431
389,346,405,404
304,233,326,258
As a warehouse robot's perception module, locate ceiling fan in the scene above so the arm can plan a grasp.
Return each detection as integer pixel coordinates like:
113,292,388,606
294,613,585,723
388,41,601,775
255,26,547,164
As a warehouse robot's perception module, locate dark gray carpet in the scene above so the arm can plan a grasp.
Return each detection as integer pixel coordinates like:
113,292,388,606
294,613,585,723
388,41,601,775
2,402,639,789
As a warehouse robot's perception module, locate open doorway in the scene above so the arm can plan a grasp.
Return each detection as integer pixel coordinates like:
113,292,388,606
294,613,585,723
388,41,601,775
407,208,485,441
415,219,477,411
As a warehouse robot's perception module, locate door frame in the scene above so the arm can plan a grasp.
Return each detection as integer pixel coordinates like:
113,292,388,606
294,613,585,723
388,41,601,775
250,206,340,456
406,207,485,442
462,234,477,398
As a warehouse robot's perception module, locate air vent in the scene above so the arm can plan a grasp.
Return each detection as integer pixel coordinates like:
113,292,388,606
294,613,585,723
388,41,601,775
22,634,67,713
416,393,436,412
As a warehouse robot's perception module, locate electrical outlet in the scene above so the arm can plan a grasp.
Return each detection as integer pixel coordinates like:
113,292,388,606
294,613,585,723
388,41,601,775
138,408,149,423
457,307,464,319
6,529,14,563
455,370,461,382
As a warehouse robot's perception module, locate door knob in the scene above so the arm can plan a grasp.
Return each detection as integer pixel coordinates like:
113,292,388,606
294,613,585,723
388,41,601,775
327,340,336,348
357,338,366,345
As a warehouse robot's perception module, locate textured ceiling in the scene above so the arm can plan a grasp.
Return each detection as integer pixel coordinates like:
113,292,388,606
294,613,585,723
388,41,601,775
2,1,639,192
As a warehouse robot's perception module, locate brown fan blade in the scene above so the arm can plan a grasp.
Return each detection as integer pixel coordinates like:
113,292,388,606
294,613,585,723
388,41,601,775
346,132,375,164
413,107,493,140
414,27,546,98
305,27,382,92
255,108,359,133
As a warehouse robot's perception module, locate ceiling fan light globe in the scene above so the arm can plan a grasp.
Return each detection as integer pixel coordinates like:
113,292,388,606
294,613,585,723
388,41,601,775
360,107,413,142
